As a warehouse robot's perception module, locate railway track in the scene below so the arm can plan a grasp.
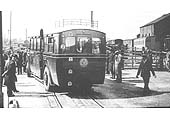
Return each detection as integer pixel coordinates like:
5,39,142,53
34,75,105,108
48,92,105,108
53,92,105,108
30,72,148,108
13,70,170,108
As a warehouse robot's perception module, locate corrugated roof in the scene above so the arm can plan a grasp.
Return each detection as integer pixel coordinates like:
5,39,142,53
141,13,170,28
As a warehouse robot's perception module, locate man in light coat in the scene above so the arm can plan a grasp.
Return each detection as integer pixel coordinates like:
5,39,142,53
114,50,122,83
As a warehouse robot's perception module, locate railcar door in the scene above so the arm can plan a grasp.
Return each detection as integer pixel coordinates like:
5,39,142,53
31,51,41,77
29,36,43,78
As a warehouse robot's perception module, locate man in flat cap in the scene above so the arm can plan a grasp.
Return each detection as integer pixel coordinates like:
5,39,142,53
136,53,156,95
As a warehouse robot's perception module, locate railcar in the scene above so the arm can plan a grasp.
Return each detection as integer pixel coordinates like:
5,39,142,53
27,29,106,91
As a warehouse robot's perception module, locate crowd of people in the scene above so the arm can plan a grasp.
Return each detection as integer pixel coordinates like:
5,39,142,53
106,47,157,95
1,49,28,97
1,46,157,96
106,48,123,83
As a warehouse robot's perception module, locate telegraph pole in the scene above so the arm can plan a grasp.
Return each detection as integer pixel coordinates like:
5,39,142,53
91,11,94,28
0,11,4,108
9,11,12,49
26,28,27,41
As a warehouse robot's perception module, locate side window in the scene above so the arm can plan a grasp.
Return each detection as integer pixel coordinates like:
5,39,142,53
44,37,48,52
36,38,38,51
48,37,54,53
54,35,59,54
31,38,34,50
34,38,37,51
29,39,32,50
37,38,40,51
92,38,101,54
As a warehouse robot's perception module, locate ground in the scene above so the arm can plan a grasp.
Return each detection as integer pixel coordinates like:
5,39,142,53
2,69,170,108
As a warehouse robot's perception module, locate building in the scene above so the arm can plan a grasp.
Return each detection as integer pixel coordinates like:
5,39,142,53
134,13,170,51
123,39,134,49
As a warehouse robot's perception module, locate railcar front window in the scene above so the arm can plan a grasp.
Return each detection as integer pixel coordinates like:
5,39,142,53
65,37,76,54
61,35,103,54
92,38,101,54
77,37,92,54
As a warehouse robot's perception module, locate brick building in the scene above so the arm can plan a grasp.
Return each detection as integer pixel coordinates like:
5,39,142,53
135,13,170,51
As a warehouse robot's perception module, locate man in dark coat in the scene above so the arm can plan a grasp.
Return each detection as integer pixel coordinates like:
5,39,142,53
1,52,8,86
83,40,92,53
106,50,110,74
2,54,18,97
136,54,156,95
109,51,115,79
18,51,23,74
22,51,27,72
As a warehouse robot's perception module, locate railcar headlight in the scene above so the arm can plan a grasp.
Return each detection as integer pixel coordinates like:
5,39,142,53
80,58,88,67
68,81,72,86
68,69,73,74
60,44,66,50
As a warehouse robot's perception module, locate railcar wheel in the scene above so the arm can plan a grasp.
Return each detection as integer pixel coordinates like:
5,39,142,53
43,71,51,91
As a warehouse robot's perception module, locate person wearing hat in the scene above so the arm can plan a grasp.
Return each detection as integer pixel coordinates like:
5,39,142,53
114,50,123,83
106,50,111,74
2,54,19,97
136,53,156,95
109,50,115,78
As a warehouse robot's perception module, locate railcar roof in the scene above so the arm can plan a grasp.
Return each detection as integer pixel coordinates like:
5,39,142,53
29,28,105,38
49,28,106,35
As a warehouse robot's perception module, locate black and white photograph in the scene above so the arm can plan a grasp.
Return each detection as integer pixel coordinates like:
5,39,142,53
0,0,170,117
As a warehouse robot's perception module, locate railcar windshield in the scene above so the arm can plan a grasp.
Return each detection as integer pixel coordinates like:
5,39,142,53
62,36,102,54
65,37,76,53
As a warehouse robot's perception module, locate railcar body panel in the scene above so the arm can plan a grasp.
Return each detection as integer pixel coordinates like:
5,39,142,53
43,53,106,88
28,28,106,91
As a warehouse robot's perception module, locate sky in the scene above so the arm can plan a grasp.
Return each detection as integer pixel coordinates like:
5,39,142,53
1,0,170,41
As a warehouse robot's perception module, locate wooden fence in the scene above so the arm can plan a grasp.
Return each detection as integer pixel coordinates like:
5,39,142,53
123,48,166,70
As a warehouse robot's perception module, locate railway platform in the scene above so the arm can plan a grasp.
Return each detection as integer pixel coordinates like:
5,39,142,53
2,69,170,108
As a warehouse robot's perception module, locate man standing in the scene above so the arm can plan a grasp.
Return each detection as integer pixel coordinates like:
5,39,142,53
109,51,115,79
1,51,7,86
22,50,27,73
106,50,110,74
114,50,123,83
17,51,23,74
136,53,156,95
2,54,18,97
